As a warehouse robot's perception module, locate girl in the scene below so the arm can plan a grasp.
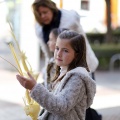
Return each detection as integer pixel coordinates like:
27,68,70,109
16,30,96,120
42,28,68,89
47,28,68,53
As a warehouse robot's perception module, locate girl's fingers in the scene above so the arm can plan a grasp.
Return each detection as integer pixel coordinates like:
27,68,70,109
16,75,24,86
16,75,29,88
16,75,22,81
16,75,27,83
16,75,26,81
16,74,36,90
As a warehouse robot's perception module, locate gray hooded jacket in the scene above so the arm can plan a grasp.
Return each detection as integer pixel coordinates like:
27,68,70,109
30,67,96,120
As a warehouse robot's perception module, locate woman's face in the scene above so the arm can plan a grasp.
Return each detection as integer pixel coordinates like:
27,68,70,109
47,32,56,52
38,6,53,25
54,38,75,67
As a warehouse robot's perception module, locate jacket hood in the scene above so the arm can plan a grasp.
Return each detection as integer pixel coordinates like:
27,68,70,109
67,67,96,108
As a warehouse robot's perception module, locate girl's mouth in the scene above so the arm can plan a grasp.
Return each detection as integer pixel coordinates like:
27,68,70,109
56,58,62,61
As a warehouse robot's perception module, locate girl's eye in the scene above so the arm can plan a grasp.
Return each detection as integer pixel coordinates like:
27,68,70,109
43,11,48,15
63,49,68,53
55,47,59,51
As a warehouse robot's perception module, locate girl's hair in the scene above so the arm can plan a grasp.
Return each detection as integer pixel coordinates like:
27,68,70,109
50,28,69,39
32,0,59,26
55,30,89,75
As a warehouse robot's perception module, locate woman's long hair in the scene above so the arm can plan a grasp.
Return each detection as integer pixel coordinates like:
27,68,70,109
32,0,59,25
50,28,69,40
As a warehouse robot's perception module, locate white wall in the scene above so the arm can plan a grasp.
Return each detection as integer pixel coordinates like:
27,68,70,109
20,0,40,72
89,0,105,20
0,1,8,38
52,0,80,10
62,0,80,10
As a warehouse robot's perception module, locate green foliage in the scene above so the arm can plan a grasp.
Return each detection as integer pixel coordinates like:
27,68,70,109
91,44,120,70
87,32,120,44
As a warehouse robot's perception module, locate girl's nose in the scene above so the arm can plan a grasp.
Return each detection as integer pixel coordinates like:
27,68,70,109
40,13,45,18
57,50,62,57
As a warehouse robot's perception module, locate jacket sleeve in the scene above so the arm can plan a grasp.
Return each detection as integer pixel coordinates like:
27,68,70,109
69,12,99,72
77,23,99,72
35,23,51,65
30,74,85,115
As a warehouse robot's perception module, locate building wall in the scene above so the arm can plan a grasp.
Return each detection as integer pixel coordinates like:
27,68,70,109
52,0,80,10
53,0,106,32
90,0,105,21
20,0,40,72
53,0,120,30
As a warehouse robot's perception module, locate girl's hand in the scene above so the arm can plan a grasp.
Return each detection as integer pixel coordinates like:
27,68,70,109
16,72,36,90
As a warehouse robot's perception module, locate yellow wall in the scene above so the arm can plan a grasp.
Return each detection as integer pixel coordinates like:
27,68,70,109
105,0,118,28
111,0,118,28
59,0,63,8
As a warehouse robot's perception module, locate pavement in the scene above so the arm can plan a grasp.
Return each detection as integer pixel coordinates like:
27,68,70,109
92,71,120,120
0,69,120,120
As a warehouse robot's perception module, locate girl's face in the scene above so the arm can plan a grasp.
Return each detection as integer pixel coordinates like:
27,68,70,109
47,32,56,52
54,38,75,67
38,6,53,25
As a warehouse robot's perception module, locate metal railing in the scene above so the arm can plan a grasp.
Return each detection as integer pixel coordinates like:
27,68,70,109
109,53,120,71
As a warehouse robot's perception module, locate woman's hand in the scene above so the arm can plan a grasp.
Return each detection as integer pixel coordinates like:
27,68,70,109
16,72,37,90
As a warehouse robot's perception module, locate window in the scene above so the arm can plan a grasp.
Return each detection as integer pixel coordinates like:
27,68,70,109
81,0,89,10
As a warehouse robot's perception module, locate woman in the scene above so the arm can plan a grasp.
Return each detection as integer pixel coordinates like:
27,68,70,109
32,0,99,75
